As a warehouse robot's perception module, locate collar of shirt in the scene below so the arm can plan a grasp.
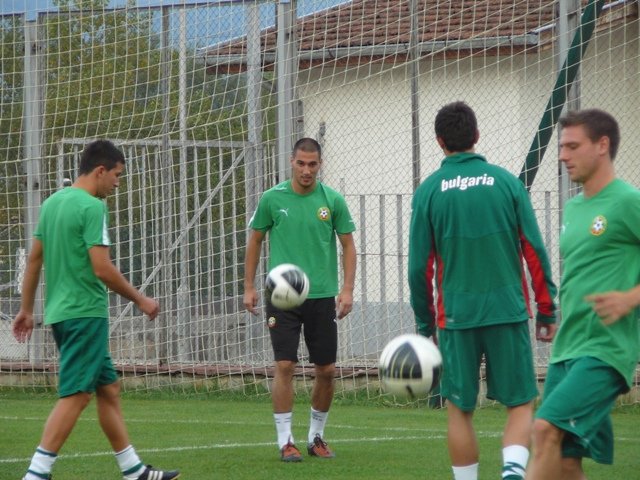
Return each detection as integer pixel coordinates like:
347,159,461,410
441,152,487,166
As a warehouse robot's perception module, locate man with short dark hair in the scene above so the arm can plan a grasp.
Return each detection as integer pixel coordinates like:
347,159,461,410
13,139,179,480
243,137,356,462
409,102,557,480
527,109,639,479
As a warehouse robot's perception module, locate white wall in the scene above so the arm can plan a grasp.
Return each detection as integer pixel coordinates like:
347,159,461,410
296,24,640,302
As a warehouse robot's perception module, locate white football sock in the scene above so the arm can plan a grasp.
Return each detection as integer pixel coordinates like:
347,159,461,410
115,445,145,479
274,412,294,449
25,446,57,480
502,444,529,479
452,462,479,480
308,408,329,444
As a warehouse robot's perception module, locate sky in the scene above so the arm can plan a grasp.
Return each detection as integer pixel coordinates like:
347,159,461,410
1,0,349,47
1,0,348,20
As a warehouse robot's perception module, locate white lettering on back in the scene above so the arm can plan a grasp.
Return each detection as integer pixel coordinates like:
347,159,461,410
441,174,495,192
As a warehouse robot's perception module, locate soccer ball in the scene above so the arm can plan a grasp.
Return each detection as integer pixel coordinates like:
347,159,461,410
378,333,443,399
265,263,310,310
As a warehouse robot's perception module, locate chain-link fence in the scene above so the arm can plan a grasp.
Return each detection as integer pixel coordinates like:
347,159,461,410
1,1,638,398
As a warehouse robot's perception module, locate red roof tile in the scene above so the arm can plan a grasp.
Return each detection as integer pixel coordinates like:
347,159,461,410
202,0,636,73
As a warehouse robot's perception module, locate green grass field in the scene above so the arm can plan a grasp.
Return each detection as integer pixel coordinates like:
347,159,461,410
1,390,639,479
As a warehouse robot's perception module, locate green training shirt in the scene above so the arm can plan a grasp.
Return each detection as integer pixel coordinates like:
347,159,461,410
553,179,640,387
408,152,556,335
249,180,355,298
34,187,110,324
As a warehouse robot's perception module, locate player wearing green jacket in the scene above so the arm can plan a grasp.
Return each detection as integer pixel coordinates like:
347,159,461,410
243,137,357,462
408,102,556,480
528,110,640,479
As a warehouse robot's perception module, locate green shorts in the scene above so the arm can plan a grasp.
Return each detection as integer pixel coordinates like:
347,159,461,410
535,357,625,464
439,322,538,411
51,317,118,397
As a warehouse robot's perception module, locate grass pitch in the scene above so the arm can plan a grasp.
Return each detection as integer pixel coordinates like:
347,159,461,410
1,390,639,479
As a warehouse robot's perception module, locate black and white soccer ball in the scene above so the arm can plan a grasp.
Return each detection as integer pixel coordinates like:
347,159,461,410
379,333,443,399
265,263,310,310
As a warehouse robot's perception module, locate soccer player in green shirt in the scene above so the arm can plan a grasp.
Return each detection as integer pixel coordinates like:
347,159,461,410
243,137,357,462
409,102,557,480
12,140,179,480
527,110,640,479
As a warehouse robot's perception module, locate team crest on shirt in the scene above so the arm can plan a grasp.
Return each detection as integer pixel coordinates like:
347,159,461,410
267,316,276,328
317,207,331,221
590,215,607,236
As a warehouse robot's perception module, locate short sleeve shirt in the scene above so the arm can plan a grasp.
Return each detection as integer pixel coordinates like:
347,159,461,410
249,180,355,298
35,187,110,324
553,179,640,387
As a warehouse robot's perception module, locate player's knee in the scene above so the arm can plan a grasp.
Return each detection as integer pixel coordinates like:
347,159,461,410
275,360,296,377
561,457,584,479
96,381,121,400
506,400,534,421
79,392,92,408
65,391,92,411
314,363,336,381
531,418,563,446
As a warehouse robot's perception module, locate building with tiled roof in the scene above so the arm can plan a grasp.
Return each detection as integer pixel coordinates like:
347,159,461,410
202,0,635,73
199,0,640,320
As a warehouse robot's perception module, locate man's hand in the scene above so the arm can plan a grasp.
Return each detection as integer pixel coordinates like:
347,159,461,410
244,287,259,315
336,288,353,319
12,311,34,343
137,296,160,320
535,322,556,342
586,291,636,325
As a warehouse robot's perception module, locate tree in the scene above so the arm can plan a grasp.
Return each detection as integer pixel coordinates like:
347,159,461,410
0,0,269,295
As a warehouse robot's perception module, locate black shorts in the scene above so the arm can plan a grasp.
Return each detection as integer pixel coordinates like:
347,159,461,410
266,297,337,365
